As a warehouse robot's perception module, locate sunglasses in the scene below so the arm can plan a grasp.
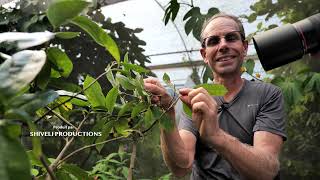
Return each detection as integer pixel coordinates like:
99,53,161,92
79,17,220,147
202,31,244,48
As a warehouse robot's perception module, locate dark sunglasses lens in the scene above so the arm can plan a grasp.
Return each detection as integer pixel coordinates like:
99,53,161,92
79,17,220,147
206,36,220,47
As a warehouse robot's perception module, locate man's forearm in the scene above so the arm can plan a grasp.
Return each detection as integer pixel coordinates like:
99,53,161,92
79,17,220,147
213,130,279,180
160,131,191,177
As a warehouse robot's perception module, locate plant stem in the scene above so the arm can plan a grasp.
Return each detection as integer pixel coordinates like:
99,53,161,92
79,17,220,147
45,106,77,129
127,142,137,180
56,136,128,168
40,155,57,180
49,114,89,171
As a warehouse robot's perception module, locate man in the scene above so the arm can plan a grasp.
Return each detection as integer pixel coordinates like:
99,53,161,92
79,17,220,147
144,13,286,180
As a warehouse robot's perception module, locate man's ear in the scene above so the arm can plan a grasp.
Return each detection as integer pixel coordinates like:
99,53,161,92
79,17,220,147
200,48,208,64
243,40,248,56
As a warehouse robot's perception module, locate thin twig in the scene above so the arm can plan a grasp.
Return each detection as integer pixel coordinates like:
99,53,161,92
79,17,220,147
45,106,77,129
127,142,137,180
56,136,128,168
49,114,89,171
40,155,57,180
34,62,117,124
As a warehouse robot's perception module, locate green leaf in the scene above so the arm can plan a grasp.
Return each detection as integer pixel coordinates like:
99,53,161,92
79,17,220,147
60,164,89,179
0,50,46,100
35,61,51,90
5,110,42,156
118,102,134,117
49,78,82,92
83,75,106,108
96,120,115,152
305,73,320,92
131,103,148,118
31,168,39,176
163,73,171,84
55,32,80,39
243,59,255,75
159,110,174,131
122,63,150,73
47,0,90,28
116,74,136,90
105,86,119,113
144,108,153,126
2,123,21,139
27,150,43,167
71,16,120,63
0,127,31,180
9,90,59,115
47,47,73,78
182,84,227,118
273,78,302,106
114,119,130,136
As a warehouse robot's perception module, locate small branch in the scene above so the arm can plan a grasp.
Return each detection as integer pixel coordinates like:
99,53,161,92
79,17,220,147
45,106,77,129
127,143,137,180
179,2,193,7
56,136,128,168
40,155,57,180
49,114,89,171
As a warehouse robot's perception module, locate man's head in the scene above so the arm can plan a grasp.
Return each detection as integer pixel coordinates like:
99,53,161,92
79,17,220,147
200,13,248,77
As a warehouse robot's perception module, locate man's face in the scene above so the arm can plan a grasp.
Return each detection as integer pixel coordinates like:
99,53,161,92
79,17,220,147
200,17,248,76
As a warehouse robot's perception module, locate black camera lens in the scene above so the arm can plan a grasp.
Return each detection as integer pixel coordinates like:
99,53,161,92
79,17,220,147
253,13,320,71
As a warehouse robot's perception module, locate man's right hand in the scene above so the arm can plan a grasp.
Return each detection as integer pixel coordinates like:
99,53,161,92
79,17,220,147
143,77,173,110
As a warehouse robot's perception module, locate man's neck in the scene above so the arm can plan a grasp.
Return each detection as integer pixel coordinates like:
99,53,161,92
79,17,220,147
214,74,244,102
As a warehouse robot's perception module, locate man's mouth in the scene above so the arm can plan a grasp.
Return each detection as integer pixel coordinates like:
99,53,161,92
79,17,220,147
216,55,236,62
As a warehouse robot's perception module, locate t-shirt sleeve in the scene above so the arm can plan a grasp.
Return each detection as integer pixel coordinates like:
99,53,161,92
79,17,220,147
178,111,199,139
253,86,287,140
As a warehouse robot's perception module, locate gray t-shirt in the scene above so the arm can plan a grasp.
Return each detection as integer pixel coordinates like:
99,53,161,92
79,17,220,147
178,79,286,180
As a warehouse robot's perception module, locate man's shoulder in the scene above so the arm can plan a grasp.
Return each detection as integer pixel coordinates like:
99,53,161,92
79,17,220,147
246,79,282,95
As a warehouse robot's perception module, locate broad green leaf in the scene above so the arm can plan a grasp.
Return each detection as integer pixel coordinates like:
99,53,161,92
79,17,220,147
0,50,46,100
27,150,43,167
83,75,106,108
124,52,129,63
71,16,120,62
131,103,148,118
24,91,58,114
55,32,80,39
144,108,153,126
106,68,117,87
118,102,133,117
60,164,89,179
31,168,39,176
305,73,320,92
55,169,72,180
0,128,31,180
96,120,115,152
114,119,130,136
5,109,42,156
105,86,119,113
183,84,227,118
243,59,255,75
163,73,170,84
47,0,90,28
35,61,51,90
47,47,73,78
274,78,302,106
2,123,21,139
159,110,174,131
122,63,150,73
116,74,136,90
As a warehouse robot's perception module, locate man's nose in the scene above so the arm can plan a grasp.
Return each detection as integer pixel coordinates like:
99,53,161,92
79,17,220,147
217,38,229,52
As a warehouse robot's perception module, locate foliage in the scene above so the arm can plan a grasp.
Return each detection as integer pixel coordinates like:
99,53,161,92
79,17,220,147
0,0,172,179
